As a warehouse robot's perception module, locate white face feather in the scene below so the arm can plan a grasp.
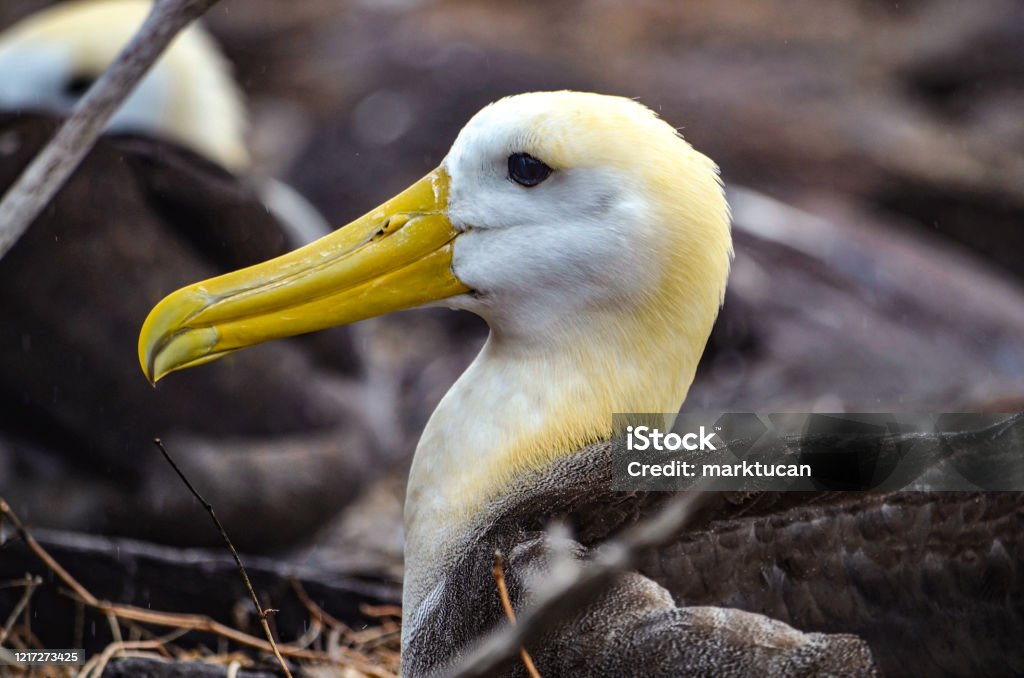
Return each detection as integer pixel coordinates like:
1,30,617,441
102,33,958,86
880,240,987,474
0,43,77,111
0,40,170,131
443,95,661,339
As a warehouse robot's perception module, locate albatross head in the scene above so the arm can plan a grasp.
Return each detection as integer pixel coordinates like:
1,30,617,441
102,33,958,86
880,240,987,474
139,88,730,548
445,92,730,340
140,90,730,380
0,0,248,171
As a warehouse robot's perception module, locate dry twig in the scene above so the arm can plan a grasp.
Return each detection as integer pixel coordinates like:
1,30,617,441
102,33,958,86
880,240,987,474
153,438,293,678
359,604,403,620
290,578,401,669
79,636,182,678
290,578,351,634
492,551,541,678
0,500,97,607
0,0,223,259
0,575,41,645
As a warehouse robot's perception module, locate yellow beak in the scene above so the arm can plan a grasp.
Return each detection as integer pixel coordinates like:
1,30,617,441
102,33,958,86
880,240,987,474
139,168,469,383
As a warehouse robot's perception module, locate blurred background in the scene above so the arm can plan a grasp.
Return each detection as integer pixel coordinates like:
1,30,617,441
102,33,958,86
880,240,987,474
0,0,1022,583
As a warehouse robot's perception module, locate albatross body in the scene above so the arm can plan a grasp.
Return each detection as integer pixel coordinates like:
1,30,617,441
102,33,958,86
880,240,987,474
139,91,1018,675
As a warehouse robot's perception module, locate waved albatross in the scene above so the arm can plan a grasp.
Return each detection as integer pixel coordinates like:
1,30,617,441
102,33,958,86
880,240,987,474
135,91,903,675
0,0,375,548
0,0,328,246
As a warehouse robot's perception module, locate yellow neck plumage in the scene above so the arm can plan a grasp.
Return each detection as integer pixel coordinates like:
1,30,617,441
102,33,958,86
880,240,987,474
406,267,725,529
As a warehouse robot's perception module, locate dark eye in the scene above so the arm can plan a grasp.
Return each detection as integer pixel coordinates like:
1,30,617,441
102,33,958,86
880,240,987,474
508,152,552,187
63,74,94,98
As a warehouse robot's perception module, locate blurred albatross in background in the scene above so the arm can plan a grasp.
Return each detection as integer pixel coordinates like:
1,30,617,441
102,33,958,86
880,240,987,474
0,0,328,245
0,0,372,550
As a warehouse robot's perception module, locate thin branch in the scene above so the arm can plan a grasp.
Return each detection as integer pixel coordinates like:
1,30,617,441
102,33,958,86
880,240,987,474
0,575,41,645
0,576,40,590
0,499,98,606
0,0,223,259
290,578,351,633
290,577,401,662
360,604,403,620
291,617,323,651
492,551,541,678
80,636,183,678
106,610,124,646
153,438,293,678
447,492,707,678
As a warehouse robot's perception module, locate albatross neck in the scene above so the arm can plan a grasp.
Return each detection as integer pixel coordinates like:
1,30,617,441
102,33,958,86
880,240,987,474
403,303,709,611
